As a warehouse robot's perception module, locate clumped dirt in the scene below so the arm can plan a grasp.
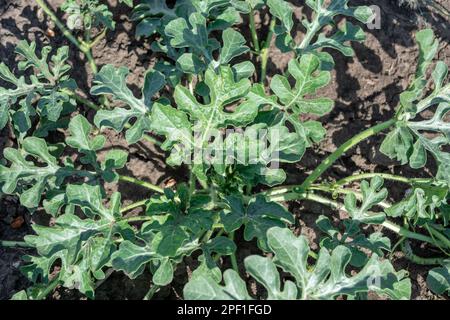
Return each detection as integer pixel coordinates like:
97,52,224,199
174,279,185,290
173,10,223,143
1,0,449,300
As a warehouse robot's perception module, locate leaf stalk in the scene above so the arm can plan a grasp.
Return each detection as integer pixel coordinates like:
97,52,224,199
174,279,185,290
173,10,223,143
249,9,261,53
0,240,33,248
260,19,276,84
228,232,240,274
35,0,99,74
299,119,396,191
118,175,164,194
120,200,149,214
334,173,433,187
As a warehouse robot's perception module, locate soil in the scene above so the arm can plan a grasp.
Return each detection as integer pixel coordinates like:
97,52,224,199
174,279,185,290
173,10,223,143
1,0,449,300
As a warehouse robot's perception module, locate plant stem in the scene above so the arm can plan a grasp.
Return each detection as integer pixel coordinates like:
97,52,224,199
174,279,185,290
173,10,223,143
299,119,396,191
120,200,149,214
141,134,161,146
426,224,450,249
334,173,433,187
200,218,224,245
0,240,33,248
213,223,224,229
37,278,61,300
266,191,307,203
381,220,443,247
267,191,447,248
35,0,82,50
249,9,260,53
425,224,450,256
118,175,164,194
143,284,160,300
401,242,444,265
229,232,240,273
95,268,114,289
389,237,406,260
298,16,321,50
189,168,195,196
35,0,99,74
201,229,215,244
308,185,391,209
88,28,107,49
84,49,98,74
260,19,276,84
83,27,98,74
308,251,318,260
123,215,153,223
297,6,330,51
64,89,100,111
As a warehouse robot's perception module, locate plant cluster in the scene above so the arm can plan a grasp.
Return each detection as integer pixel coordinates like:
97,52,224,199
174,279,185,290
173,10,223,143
0,0,449,300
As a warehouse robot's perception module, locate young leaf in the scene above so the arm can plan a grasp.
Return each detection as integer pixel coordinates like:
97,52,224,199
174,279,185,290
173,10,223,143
150,101,193,167
309,21,366,57
255,53,333,146
0,137,61,208
381,30,450,182
165,13,215,64
245,255,298,299
174,66,256,129
132,0,177,38
132,0,244,38
232,61,256,80
25,214,111,259
132,1,246,84
91,65,165,143
220,195,294,250
62,0,115,31
267,227,408,300
152,65,260,182
316,215,391,267
270,54,333,116
101,149,129,183
385,182,448,224
66,114,106,163
143,197,213,257
20,189,136,299
0,125,125,213
0,41,76,137
112,191,208,282
344,177,387,224
109,189,214,283
267,0,374,57
65,184,117,221
191,236,237,282
66,114,127,180
216,123,305,186
220,28,249,65
267,0,294,35
176,53,206,75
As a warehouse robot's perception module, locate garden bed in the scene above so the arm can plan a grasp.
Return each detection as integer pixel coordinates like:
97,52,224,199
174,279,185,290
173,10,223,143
0,0,449,300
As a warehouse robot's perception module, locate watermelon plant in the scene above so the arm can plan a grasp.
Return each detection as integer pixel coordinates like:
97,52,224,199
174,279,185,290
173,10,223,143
1,0,449,300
